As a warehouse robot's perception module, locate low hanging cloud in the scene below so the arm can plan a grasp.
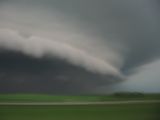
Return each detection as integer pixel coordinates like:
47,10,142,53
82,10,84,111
0,28,121,77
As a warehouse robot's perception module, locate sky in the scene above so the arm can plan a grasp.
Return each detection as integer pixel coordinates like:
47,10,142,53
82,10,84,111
0,0,159,94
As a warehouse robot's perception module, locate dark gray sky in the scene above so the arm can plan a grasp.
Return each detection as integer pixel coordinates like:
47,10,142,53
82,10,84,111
0,0,159,94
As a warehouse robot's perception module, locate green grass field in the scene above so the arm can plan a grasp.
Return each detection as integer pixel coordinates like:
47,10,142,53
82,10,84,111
0,94,160,120
0,103,160,120
0,94,160,102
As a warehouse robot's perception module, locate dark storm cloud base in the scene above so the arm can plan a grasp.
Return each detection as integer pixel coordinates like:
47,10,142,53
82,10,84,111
0,50,121,94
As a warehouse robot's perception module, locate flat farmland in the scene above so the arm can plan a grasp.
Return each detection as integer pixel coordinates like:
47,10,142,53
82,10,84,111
0,103,160,120
0,94,160,120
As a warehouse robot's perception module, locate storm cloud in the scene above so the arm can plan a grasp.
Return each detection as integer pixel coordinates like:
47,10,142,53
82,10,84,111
0,0,159,94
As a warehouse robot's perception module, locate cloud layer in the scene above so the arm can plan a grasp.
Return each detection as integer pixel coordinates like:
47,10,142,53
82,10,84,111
0,0,159,93
0,28,121,77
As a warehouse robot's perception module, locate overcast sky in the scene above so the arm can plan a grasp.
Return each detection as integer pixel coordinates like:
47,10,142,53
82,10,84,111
0,0,159,94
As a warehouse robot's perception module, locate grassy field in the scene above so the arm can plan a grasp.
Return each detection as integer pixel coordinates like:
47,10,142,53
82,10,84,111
0,94,160,120
0,103,160,120
0,94,160,102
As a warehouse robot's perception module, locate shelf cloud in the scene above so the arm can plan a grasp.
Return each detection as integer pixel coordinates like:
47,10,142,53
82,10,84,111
0,0,159,94
0,28,121,76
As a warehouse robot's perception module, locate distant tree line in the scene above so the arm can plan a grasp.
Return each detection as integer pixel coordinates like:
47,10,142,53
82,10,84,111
113,92,144,98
